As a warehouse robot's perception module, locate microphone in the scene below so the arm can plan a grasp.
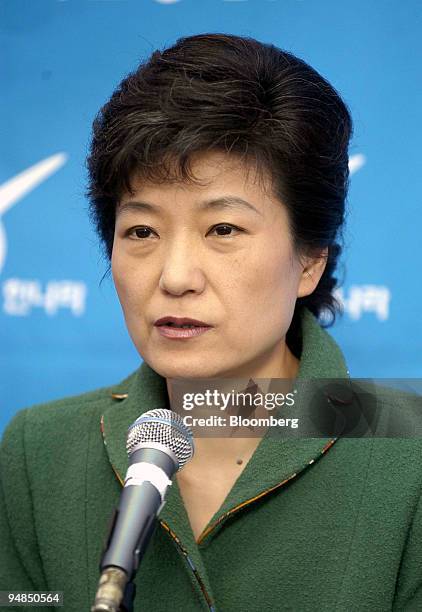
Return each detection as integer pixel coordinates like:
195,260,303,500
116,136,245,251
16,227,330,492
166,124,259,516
91,408,194,612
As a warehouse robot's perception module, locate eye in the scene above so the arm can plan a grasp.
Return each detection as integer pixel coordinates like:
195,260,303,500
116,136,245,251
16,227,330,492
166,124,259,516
126,226,158,240
208,224,242,237
124,224,242,240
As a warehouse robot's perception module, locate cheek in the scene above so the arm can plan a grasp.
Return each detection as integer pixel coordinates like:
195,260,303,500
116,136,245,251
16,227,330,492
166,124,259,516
220,261,263,315
112,256,144,315
225,250,299,332
244,248,297,298
111,255,129,304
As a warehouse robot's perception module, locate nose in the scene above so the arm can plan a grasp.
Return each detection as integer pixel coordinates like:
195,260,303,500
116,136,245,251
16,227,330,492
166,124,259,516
158,236,206,297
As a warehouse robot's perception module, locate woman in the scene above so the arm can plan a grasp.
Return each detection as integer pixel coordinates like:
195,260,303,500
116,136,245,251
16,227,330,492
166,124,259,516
1,33,421,611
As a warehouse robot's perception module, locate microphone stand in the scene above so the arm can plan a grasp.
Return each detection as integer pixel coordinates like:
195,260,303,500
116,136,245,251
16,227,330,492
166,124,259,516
91,567,135,612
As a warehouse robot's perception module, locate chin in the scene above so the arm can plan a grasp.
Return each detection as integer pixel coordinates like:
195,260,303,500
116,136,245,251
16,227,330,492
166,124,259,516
146,355,225,380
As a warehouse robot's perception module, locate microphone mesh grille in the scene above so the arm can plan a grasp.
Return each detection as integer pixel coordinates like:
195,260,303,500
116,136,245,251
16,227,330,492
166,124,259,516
126,408,194,469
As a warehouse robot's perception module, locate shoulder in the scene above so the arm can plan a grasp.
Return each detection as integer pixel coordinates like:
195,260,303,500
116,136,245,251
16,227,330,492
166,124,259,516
0,368,139,462
354,380,422,438
370,380,421,407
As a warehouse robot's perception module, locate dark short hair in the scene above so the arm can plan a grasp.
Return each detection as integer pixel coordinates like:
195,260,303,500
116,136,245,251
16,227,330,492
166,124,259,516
86,32,353,355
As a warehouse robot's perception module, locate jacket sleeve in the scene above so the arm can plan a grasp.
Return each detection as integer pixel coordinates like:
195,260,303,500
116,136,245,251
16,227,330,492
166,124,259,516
0,409,49,609
393,483,422,611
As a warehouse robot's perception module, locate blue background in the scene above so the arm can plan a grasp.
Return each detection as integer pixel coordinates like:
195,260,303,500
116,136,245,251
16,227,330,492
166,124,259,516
1,0,421,434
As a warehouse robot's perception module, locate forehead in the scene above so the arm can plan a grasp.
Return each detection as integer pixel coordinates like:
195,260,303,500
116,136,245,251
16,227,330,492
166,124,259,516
118,150,277,209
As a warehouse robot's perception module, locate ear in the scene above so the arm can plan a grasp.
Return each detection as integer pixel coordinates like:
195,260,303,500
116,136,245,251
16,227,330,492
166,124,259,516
297,247,328,298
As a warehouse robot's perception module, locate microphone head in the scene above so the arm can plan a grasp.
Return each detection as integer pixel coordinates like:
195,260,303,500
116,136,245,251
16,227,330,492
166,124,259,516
126,408,194,470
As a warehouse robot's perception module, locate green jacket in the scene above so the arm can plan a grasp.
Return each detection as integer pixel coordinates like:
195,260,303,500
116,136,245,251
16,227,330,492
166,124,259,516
1,308,421,611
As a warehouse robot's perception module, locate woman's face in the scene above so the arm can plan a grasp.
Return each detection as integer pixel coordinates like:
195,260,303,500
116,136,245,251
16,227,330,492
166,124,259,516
112,151,323,379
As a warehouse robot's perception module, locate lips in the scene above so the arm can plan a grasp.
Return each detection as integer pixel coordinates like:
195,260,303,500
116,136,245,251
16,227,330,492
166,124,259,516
154,316,212,328
154,316,213,340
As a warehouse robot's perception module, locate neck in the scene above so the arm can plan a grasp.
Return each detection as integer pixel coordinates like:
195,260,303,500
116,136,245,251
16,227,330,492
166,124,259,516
166,342,300,467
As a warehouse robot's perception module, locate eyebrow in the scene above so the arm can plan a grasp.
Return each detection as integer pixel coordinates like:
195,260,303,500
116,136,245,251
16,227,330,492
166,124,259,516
116,196,263,217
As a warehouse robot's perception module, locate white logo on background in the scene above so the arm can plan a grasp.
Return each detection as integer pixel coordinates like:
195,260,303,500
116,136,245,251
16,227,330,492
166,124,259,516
3,278,87,317
0,152,88,317
335,285,391,321
0,153,68,274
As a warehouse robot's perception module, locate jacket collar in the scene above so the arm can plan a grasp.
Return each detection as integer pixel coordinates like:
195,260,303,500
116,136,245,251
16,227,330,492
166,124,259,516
101,308,349,579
